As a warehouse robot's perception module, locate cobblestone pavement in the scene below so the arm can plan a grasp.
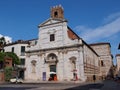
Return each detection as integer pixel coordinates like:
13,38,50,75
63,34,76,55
0,80,120,90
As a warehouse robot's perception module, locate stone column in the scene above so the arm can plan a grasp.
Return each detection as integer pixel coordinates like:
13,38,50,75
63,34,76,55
56,51,63,81
24,54,30,80
62,49,68,81
77,47,86,81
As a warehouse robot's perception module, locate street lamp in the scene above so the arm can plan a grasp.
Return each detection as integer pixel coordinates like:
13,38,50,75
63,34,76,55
118,43,120,49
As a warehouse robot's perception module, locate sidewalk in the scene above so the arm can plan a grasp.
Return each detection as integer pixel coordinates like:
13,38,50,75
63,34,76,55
23,80,85,84
0,81,5,84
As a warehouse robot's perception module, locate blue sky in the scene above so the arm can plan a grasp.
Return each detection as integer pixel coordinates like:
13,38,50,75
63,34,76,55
0,0,120,65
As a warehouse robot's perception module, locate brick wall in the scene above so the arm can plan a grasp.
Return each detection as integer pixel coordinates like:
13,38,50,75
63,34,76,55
4,58,12,67
0,72,4,82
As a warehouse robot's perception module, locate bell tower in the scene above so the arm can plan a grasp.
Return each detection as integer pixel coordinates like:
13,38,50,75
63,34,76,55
51,5,64,19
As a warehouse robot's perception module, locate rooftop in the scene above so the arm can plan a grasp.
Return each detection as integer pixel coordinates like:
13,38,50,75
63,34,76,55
89,42,111,47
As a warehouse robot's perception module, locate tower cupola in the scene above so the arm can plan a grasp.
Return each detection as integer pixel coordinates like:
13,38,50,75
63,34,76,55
51,5,64,19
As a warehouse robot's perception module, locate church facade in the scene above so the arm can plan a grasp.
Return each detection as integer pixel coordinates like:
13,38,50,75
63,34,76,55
25,5,100,82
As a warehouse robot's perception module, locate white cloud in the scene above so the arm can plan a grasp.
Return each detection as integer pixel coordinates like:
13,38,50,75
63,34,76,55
0,34,12,44
103,12,120,24
0,34,3,37
75,12,120,42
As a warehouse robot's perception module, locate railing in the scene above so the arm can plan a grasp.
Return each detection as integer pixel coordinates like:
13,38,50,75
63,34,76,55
21,52,25,56
16,65,25,69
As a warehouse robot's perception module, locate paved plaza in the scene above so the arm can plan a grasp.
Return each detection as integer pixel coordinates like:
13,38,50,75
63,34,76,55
0,80,120,90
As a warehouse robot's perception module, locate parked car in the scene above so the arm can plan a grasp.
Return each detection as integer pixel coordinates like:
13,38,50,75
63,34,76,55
10,77,23,83
114,76,120,81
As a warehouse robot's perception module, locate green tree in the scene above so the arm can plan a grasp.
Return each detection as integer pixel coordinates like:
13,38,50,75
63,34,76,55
0,37,6,52
0,52,20,65
5,52,20,65
0,37,20,66
0,52,20,81
0,52,5,69
0,37,6,69
4,67,13,81
0,52,5,62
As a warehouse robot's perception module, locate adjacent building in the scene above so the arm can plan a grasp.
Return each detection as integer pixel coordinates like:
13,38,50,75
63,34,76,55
116,54,120,76
4,40,28,79
116,43,120,77
90,43,113,79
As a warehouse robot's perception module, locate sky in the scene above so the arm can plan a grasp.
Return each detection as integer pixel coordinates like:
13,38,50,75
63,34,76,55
0,0,120,65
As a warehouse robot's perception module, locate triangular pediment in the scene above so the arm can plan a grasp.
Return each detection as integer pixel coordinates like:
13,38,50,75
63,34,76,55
38,18,67,27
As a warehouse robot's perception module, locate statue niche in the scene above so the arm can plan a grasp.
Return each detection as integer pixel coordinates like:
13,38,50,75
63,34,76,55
31,60,36,73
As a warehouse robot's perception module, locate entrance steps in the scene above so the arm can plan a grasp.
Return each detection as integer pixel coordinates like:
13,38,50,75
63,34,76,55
23,80,84,84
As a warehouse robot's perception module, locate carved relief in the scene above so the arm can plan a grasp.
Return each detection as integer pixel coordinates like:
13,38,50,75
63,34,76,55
62,49,68,54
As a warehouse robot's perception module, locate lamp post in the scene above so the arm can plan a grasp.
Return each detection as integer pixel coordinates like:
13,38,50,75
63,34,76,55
118,43,120,49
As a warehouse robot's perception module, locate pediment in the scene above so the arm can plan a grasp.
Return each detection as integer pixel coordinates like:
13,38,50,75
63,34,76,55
38,18,67,27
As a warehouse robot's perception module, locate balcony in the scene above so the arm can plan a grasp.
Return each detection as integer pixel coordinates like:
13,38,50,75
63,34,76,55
21,52,25,56
16,65,26,70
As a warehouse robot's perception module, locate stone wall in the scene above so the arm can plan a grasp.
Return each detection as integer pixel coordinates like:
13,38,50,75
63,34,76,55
90,43,113,79
116,54,120,77
83,44,100,81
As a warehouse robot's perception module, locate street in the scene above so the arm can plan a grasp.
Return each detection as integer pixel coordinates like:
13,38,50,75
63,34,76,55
0,83,80,90
0,80,120,90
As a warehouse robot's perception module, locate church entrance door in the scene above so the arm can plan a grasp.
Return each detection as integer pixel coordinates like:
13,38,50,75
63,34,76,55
50,65,56,72
49,65,57,81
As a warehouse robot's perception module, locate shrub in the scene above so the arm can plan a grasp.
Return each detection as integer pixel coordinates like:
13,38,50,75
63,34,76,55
4,67,13,81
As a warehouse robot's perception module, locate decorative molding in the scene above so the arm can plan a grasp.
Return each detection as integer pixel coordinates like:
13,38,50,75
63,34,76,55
26,44,82,53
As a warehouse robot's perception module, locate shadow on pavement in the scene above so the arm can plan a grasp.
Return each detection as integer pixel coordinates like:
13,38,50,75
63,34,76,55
0,87,37,90
65,83,104,90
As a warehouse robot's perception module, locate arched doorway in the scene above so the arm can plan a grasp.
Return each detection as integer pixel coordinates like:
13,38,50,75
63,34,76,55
47,53,58,81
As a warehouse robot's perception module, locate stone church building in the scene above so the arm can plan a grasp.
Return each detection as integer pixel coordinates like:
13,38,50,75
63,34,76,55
25,5,100,82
